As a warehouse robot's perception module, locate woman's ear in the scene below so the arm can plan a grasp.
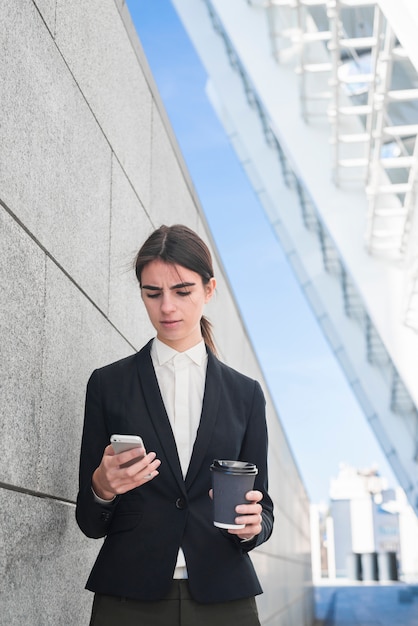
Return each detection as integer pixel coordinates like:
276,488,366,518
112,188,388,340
205,277,216,303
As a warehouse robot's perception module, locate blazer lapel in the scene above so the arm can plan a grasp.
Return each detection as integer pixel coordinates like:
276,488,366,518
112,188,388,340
135,341,186,495
185,350,222,490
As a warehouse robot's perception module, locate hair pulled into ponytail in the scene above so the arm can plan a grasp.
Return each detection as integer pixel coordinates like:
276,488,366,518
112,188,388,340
200,315,216,355
135,224,217,355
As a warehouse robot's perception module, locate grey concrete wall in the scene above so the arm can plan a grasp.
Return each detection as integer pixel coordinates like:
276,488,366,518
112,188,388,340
0,1,312,624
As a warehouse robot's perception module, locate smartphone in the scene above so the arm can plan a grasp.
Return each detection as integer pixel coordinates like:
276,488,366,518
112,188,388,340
110,434,145,457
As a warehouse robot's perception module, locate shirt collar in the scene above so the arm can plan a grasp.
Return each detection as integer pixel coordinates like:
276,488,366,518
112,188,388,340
152,337,207,367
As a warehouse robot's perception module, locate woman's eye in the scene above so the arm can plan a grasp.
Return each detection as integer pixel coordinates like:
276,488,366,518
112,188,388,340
177,291,191,297
146,293,161,299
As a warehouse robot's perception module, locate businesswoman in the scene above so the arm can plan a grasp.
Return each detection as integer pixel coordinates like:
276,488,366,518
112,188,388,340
76,224,274,626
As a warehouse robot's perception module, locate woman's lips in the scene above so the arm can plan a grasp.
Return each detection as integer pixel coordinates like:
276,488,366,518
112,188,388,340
161,320,180,328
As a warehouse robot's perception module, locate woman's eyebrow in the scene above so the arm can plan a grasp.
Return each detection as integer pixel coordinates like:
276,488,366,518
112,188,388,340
170,282,195,290
141,282,196,290
141,284,162,291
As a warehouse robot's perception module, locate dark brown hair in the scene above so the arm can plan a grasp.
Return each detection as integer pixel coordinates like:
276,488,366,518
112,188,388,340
135,224,217,354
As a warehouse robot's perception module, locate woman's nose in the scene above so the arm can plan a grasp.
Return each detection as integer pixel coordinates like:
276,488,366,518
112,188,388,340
160,294,176,313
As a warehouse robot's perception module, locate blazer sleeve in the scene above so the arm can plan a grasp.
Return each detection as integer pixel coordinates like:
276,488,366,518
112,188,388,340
233,379,274,553
75,369,120,539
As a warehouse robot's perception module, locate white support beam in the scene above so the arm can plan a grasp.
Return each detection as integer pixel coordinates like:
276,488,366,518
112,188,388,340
378,0,418,72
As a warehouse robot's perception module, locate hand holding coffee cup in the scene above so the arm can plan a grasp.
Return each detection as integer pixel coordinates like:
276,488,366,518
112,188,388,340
210,460,258,529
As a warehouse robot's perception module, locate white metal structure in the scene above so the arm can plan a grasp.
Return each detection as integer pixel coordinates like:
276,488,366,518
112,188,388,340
171,0,418,515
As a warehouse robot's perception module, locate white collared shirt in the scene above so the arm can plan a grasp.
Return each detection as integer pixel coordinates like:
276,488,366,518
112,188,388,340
151,338,207,477
150,337,208,578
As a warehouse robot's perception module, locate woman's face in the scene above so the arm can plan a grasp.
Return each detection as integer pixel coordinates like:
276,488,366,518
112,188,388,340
140,259,216,352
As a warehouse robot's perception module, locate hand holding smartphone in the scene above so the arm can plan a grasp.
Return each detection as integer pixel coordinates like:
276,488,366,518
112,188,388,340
110,434,145,467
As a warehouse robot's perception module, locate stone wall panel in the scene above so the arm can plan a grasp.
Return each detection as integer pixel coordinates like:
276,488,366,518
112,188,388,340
0,489,97,626
0,210,46,488
0,0,112,311
55,0,153,210
37,259,133,500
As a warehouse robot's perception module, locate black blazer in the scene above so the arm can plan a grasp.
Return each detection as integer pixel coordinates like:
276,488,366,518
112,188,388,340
76,340,274,604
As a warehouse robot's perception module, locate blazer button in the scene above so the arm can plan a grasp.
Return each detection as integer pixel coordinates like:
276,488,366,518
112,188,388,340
100,511,111,521
175,498,186,510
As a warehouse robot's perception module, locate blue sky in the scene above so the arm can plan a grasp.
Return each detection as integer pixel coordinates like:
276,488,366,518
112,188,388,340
126,0,398,502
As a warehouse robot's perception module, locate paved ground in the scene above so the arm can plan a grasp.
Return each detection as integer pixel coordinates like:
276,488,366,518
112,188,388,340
314,582,418,625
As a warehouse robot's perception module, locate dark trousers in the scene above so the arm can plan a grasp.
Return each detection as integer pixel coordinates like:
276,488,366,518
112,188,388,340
89,580,261,626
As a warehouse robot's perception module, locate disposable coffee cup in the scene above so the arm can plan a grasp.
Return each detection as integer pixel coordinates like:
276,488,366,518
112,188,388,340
210,459,258,529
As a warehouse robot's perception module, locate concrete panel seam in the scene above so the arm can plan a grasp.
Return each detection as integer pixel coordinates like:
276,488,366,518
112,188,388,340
0,480,75,507
34,0,152,224
36,0,113,155
50,1,158,227
0,199,136,351
32,0,57,39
